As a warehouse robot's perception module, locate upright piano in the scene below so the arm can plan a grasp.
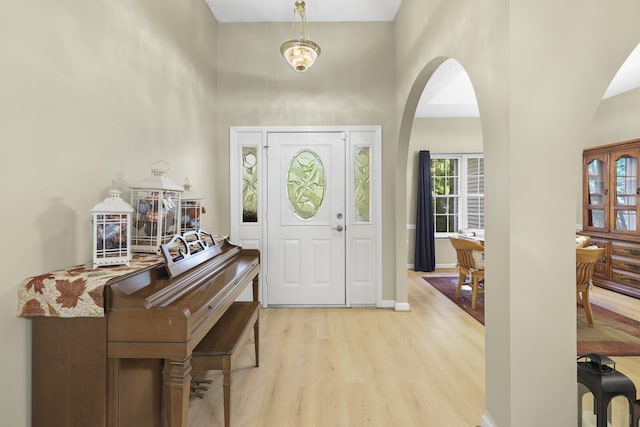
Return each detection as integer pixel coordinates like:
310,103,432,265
30,234,260,427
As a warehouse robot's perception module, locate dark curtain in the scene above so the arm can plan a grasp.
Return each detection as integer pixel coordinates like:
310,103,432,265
414,150,435,272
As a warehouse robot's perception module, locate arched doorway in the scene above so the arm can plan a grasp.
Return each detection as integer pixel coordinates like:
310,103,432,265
392,56,483,308
577,40,640,425
407,58,483,272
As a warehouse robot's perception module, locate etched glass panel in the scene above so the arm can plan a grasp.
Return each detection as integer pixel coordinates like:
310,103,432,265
287,149,326,220
242,147,258,222
354,146,371,222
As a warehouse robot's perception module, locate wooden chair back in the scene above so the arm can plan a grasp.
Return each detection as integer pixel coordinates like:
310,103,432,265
576,235,591,248
576,247,604,289
449,236,485,271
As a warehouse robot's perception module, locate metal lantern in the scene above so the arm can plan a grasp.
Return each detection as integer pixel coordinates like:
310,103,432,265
129,161,183,253
180,178,204,234
577,353,636,427
91,186,133,269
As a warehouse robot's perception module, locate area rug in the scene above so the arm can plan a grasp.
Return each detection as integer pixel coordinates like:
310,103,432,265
423,275,640,356
424,275,485,324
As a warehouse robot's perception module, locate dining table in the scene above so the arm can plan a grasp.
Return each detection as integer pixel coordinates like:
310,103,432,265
457,228,485,245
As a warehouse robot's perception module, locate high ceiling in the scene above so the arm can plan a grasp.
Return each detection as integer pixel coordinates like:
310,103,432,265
603,43,640,99
205,0,401,23
205,1,640,117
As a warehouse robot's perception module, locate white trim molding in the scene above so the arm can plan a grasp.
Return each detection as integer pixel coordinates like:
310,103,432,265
410,263,457,270
230,125,382,308
394,302,411,311
481,413,497,427
437,263,457,269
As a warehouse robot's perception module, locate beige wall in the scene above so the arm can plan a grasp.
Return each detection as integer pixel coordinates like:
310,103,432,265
394,0,640,426
591,88,640,147
1,1,218,425
4,0,640,425
409,85,640,422
215,22,397,298
406,117,483,267
576,88,640,229
0,10,397,425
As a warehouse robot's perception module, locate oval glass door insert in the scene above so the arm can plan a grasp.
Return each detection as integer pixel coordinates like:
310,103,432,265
287,149,326,220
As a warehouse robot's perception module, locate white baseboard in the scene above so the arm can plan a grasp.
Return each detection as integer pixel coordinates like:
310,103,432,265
481,413,497,427
381,300,411,312
394,302,411,311
437,263,457,269
381,300,396,309
408,263,457,271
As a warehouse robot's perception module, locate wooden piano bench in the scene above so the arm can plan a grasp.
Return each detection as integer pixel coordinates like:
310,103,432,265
191,300,260,427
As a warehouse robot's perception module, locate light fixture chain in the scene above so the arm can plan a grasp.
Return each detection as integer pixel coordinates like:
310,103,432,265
299,4,307,39
289,7,296,38
280,0,320,72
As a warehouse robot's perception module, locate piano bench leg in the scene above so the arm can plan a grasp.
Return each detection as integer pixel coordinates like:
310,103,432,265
222,358,231,427
191,301,260,427
254,317,260,368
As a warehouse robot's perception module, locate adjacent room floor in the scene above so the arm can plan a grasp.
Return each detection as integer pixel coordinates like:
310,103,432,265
188,270,640,426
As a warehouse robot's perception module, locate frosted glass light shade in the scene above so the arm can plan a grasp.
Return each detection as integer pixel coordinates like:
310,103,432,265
280,39,321,72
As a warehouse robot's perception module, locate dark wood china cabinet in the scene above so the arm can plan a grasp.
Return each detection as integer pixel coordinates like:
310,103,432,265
582,138,640,298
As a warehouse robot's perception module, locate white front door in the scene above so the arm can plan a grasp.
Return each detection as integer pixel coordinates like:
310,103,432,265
266,132,346,305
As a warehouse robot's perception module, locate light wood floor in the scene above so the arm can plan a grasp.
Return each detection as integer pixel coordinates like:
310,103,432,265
188,270,640,427
584,278,640,386
582,279,640,426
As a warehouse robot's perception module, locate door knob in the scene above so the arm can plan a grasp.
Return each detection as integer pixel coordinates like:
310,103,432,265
331,224,344,232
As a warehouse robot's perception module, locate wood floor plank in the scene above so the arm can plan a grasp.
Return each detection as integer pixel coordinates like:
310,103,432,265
188,270,640,426
188,270,485,426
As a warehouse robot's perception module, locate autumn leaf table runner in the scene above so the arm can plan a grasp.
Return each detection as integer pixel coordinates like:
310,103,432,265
16,254,163,318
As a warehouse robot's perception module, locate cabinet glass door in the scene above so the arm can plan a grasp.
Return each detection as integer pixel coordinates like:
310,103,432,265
612,149,639,233
584,154,608,231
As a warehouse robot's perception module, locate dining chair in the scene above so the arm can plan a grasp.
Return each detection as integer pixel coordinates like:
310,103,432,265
576,246,605,327
576,234,591,248
449,236,485,309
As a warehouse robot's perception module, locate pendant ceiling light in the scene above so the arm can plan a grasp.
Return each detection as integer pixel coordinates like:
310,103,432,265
280,0,321,72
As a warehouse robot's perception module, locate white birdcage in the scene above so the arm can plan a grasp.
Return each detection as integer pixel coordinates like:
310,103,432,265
91,186,133,269
180,178,204,234
129,161,183,254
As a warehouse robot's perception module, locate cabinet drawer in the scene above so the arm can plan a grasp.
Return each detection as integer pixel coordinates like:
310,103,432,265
611,241,640,259
611,257,640,274
611,268,640,290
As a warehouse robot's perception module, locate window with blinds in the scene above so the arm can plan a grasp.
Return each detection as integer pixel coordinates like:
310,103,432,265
466,157,485,229
431,154,484,236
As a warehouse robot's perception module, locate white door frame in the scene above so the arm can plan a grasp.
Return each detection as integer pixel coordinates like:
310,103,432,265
230,126,382,308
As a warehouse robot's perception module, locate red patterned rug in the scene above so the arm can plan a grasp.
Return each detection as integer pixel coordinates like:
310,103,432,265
423,275,484,324
424,275,640,356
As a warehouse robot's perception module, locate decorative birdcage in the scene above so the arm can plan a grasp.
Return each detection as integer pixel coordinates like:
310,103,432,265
129,161,183,254
180,178,204,234
91,185,133,269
